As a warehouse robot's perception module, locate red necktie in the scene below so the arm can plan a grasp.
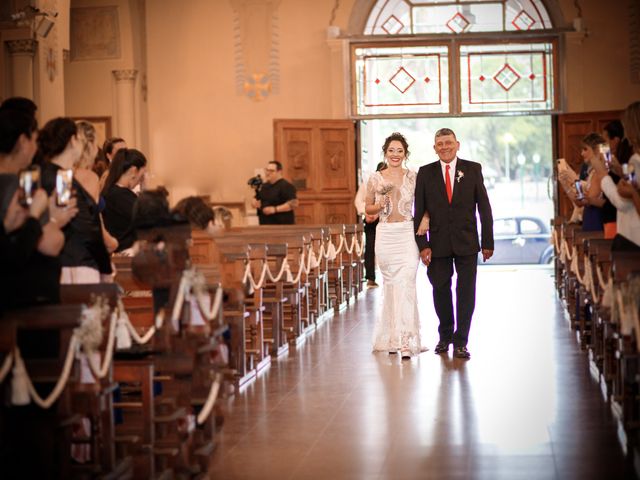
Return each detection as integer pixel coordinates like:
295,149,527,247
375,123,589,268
445,164,452,204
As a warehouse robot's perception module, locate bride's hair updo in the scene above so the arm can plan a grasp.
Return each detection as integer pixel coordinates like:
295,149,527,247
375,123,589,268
382,132,410,158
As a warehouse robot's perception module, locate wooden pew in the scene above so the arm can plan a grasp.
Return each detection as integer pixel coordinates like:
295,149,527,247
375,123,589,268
0,305,85,478
572,230,604,346
227,225,331,322
583,238,614,382
112,225,232,477
59,284,132,479
609,254,640,451
193,233,269,383
213,229,313,340
559,222,581,308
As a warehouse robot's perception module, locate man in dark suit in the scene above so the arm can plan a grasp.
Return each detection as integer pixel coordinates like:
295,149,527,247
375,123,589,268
414,128,494,359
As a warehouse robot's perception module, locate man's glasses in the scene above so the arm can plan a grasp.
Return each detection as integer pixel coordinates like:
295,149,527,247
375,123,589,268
266,168,277,173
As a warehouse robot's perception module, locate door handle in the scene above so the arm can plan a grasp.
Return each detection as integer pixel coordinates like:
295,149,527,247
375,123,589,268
512,237,526,247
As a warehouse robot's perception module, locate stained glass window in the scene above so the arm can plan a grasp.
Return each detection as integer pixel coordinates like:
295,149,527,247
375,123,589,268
354,0,558,116
354,45,450,115
459,43,555,112
364,0,553,35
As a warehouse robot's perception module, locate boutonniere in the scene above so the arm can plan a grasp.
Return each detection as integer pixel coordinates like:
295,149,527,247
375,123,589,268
456,170,464,183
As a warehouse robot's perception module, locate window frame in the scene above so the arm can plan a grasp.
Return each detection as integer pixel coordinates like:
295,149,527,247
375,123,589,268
350,33,562,119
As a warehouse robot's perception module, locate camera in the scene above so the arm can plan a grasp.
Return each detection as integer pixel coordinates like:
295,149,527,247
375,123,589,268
247,174,263,195
56,169,73,206
18,165,40,207
575,180,585,200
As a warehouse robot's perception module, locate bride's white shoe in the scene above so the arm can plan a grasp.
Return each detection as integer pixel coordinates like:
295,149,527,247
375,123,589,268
400,350,411,360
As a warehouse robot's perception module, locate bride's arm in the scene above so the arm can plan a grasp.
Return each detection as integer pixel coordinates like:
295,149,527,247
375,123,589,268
416,212,430,236
364,175,383,215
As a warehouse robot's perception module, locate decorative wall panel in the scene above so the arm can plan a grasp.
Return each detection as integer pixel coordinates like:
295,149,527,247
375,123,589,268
70,6,121,61
283,129,311,191
320,129,351,192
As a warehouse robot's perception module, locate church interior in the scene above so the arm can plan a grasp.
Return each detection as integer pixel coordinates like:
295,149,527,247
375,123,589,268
1,0,640,478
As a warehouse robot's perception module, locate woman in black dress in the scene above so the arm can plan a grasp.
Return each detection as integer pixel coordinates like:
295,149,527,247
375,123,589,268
38,117,111,284
101,148,147,252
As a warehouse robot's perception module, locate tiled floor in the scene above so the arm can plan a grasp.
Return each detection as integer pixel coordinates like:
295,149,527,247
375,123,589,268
208,266,636,479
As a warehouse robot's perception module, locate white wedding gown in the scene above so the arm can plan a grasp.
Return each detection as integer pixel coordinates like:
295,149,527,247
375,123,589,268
366,170,422,355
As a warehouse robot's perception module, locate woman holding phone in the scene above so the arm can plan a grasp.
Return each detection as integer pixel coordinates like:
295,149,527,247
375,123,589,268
38,117,111,284
572,133,607,232
0,108,78,310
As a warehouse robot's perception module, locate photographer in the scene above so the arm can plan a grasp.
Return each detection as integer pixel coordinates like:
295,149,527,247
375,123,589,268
251,160,298,225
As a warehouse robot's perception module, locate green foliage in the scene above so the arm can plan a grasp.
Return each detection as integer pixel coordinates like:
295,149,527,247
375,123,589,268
361,115,553,180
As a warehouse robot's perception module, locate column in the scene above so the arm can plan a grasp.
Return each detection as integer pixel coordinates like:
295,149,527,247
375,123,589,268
6,39,37,99
112,69,138,145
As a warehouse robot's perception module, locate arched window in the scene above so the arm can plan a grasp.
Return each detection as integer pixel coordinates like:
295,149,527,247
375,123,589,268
365,0,553,35
352,0,560,116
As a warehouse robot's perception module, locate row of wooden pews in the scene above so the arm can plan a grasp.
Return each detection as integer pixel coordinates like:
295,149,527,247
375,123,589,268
553,218,640,471
188,223,365,388
0,225,231,479
0,221,366,478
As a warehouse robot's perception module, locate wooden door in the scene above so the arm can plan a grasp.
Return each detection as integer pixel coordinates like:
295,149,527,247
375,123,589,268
273,119,357,225
555,110,621,219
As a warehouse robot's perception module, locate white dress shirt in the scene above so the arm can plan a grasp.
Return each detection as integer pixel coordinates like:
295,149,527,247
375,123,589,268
439,157,458,195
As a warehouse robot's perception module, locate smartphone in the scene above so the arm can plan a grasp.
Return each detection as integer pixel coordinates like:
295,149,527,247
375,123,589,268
601,144,611,168
575,180,585,200
623,164,638,186
55,169,73,206
18,165,41,206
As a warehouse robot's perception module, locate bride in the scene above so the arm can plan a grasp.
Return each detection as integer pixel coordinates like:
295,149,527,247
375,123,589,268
365,132,425,359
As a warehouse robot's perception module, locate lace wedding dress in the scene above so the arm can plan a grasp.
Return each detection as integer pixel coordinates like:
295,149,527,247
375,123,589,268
366,170,422,355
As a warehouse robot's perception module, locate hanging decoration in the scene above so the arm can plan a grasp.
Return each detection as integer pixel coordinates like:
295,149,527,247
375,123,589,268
230,0,281,102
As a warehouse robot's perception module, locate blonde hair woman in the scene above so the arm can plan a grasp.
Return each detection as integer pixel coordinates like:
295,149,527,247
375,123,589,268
75,121,118,256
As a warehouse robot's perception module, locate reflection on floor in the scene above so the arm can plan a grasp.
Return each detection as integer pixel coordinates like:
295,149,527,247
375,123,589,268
208,267,636,479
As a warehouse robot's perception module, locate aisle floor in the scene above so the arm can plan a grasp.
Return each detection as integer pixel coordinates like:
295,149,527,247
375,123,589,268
208,266,636,479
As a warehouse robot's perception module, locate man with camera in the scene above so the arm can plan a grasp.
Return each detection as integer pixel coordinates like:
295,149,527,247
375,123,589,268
250,160,298,225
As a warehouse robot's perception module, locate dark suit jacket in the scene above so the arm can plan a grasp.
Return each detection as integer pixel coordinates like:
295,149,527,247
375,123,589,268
414,158,493,257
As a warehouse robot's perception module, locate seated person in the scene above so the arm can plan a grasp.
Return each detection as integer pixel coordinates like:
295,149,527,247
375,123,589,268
173,196,222,234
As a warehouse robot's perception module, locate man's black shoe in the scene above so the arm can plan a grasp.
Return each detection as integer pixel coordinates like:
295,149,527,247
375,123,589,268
434,341,450,354
453,346,471,359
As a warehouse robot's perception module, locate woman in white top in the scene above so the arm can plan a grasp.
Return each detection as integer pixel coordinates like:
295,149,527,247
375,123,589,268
595,101,640,250
365,132,424,359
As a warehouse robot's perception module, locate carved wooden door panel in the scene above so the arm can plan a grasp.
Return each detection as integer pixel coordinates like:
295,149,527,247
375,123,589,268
555,110,621,219
274,119,356,225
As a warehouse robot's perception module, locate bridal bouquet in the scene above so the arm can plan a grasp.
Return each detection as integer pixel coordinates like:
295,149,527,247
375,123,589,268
377,182,394,196
377,182,394,216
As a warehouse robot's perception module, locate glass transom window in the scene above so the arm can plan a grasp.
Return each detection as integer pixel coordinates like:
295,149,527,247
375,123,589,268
365,0,553,35
459,42,555,113
354,45,450,115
